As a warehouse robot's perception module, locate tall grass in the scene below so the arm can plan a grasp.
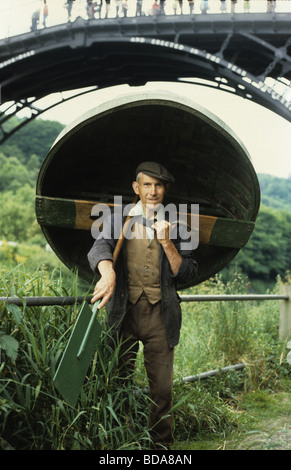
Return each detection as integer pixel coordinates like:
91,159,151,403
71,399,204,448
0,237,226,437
0,264,152,450
0,264,290,449
175,274,289,390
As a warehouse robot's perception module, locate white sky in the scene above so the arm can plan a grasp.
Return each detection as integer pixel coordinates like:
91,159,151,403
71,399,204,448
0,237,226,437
0,0,291,179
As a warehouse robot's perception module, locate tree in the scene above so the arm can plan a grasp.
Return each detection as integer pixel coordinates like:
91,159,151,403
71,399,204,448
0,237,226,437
258,173,291,213
223,205,291,286
0,154,31,191
2,118,64,167
0,185,39,241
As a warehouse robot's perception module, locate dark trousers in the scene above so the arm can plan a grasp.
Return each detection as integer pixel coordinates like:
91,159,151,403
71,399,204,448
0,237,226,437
119,294,174,447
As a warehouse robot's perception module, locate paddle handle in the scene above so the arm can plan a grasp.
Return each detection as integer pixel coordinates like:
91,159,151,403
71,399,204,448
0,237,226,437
77,195,138,359
76,300,100,360
112,194,138,267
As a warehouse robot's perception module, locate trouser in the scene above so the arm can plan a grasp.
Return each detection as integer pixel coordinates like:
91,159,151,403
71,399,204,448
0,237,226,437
119,293,174,447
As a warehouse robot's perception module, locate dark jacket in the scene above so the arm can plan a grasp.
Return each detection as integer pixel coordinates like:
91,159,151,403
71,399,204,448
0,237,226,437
87,213,198,348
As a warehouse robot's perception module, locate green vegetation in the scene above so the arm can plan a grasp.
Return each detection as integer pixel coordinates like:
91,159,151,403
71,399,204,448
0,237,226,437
224,205,291,291
172,390,291,450
258,173,291,213
0,116,64,174
0,264,290,450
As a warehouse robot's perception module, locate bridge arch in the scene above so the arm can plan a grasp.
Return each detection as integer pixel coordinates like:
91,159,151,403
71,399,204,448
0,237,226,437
0,13,291,141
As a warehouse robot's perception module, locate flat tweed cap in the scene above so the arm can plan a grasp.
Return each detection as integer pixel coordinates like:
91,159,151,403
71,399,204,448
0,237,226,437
136,161,175,183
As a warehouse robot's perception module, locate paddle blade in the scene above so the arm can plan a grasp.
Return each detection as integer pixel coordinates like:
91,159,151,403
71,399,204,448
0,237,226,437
53,301,102,407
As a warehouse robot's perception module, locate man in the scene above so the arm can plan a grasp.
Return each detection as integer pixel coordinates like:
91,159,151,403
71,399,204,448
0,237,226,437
66,0,74,21
188,0,194,15
31,8,40,31
88,161,198,449
136,0,143,16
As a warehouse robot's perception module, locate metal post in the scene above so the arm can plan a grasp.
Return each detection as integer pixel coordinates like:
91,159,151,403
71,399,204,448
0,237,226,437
279,284,291,341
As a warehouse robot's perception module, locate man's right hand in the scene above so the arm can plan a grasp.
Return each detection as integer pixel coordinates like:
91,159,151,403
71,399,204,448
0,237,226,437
91,260,116,309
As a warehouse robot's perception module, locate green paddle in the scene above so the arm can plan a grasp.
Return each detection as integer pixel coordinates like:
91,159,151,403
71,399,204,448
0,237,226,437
53,300,103,407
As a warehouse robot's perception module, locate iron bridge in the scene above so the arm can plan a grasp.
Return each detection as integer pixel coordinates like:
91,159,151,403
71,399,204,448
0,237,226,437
1,12,291,142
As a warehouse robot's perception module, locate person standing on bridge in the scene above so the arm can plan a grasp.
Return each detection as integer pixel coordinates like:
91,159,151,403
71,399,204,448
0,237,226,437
173,0,178,15
86,0,95,18
243,0,250,13
31,8,40,31
231,0,237,14
43,0,48,28
65,0,74,21
220,0,226,13
267,0,276,13
188,0,194,14
136,0,143,16
88,161,198,449
105,0,111,18
160,0,166,15
116,0,122,17
200,0,208,14
178,0,183,14
122,0,128,17
152,1,160,15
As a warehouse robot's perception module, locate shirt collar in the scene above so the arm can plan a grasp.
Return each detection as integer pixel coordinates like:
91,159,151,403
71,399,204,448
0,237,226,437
128,200,165,242
128,200,165,221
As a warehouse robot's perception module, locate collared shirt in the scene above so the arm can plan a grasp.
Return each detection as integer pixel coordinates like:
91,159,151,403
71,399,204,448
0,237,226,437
128,200,165,242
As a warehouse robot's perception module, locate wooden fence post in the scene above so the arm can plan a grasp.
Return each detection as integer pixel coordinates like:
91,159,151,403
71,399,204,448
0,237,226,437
279,284,291,341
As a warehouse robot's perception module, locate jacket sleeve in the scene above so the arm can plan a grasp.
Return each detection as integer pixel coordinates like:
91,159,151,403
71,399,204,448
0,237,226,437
172,247,198,288
170,224,198,289
87,214,121,274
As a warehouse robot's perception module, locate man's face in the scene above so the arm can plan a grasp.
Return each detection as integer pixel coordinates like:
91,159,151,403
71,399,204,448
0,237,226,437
132,173,168,210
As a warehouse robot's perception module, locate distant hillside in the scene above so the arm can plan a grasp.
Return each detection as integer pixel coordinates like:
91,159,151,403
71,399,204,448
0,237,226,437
1,116,65,169
258,173,291,213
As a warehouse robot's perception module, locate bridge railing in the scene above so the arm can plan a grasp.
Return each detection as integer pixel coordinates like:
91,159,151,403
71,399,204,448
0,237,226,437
1,0,291,40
